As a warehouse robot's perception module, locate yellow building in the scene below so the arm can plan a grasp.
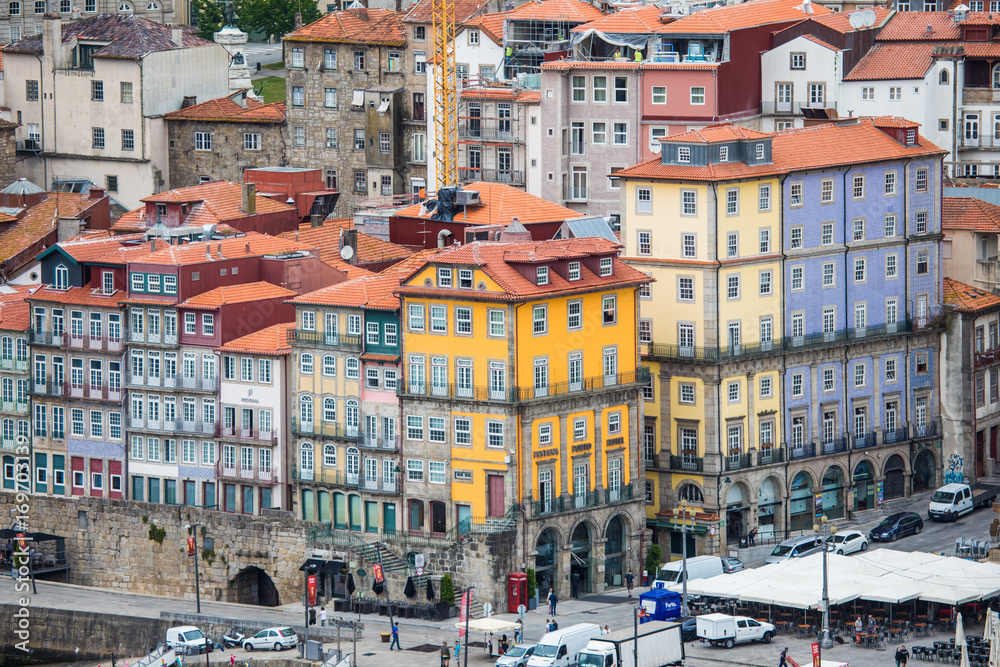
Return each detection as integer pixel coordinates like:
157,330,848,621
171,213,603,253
397,230,651,597
618,125,785,557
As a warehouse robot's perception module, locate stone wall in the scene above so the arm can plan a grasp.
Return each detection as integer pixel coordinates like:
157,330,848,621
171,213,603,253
0,122,17,188
167,119,286,190
0,493,514,611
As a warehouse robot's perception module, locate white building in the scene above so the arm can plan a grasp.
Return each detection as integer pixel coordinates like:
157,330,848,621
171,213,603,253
761,34,843,131
3,14,229,208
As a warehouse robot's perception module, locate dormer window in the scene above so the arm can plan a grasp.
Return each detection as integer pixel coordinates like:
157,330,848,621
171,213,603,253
536,266,549,285
678,146,691,163
600,257,613,277
459,269,473,289
906,129,916,145
719,146,728,162
755,143,764,160
437,267,453,287
568,262,581,281
54,264,68,290
155,203,166,218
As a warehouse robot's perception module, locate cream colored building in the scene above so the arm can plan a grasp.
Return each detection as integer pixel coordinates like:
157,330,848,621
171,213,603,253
3,14,229,208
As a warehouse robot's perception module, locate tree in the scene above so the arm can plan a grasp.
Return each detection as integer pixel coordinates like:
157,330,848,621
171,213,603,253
440,573,455,607
241,0,322,42
190,0,230,40
526,568,537,600
645,544,663,584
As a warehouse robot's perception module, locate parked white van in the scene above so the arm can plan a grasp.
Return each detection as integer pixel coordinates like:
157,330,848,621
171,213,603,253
165,626,212,654
655,555,724,586
526,623,601,667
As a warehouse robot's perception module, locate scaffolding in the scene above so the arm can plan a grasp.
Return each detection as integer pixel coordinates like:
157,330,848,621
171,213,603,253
433,0,458,189
455,78,530,189
503,14,593,77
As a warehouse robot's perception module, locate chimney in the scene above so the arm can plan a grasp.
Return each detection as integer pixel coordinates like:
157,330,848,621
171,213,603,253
181,95,198,108
245,242,250,254
205,246,212,260
217,242,225,259
294,11,303,28
151,238,158,252
242,183,256,215
89,186,105,200
171,27,184,47
310,214,322,228
43,14,62,69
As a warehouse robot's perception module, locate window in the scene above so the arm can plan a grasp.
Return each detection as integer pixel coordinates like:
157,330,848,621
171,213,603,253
122,129,135,151
292,86,304,107
690,87,705,104
759,271,772,295
677,276,694,302
681,191,696,216
290,47,304,68
823,368,835,392
593,75,607,101
602,296,616,324
429,306,446,333
600,257,613,277
412,133,426,161
406,458,423,481
855,363,866,387
678,146,690,163
637,188,651,214
916,168,928,192
408,304,424,331
91,80,104,101
759,185,771,212
726,189,739,216
487,421,504,448
886,254,897,278
489,310,505,337
300,353,314,375
567,300,582,329
854,258,866,282
791,52,805,69
791,266,803,290
823,262,835,287
614,76,628,102
592,122,606,144
92,127,105,149
791,373,803,397
917,249,929,274
853,218,865,242
354,50,365,70
727,232,738,258
821,179,834,203
853,175,865,199
916,211,927,234
682,233,696,257
638,231,651,256
885,214,897,238
889,87,901,101
613,122,627,145
202,314,214,336
9,1,19,15
572,75,586,102
790,182,802,207
533,306,547,334
885,171,896,195
379,132,390,153
728,381,740,403
862,86,875,100
243,132,260,150
120,81,133,103
727,275,740,299
194,131,211,150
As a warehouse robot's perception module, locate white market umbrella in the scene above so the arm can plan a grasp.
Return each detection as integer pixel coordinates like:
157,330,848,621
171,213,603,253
455,618,518,633
960,641,971,667
990,612,1000,667
957,612,967,651
985,610,996,641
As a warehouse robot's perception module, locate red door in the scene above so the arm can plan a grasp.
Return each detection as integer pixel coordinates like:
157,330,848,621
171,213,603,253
488,475,505,517
991,427,998,462
977,430,986,478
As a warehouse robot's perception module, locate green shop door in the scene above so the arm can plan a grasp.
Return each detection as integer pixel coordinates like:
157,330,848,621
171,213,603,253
383,503,396,534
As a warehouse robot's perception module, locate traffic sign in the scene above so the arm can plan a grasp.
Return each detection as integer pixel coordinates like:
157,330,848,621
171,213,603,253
416,566,424,576
414,553,425,568
373,563,384,583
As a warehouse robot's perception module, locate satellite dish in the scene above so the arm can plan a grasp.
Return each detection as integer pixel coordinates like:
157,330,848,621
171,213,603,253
848,10,864,28
795,0,814,14
860,8,876,26
340,245,355,261
650,142,662,154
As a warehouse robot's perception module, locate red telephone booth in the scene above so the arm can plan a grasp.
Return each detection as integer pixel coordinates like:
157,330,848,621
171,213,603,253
507,572,527,613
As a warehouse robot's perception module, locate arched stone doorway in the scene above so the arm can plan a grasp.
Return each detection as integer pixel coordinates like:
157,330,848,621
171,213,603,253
570,522,592,598
757,477,782,541
725,482,750,544
853,460,875,510
821,466,846,519
604,515,627,588
884,454,906,500
913,449,936,491
229,566,280,606
534,528,559,599
789,471,815,531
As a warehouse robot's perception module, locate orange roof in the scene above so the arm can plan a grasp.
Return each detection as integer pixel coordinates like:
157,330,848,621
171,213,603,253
870,116,920,129
943,196,1000,232
56,234,138,263
876,11,961,41
0,285,37,332
405,0,491,24
802,34,840,51
88,242,164,266
655,0,829,35
0,193,99,265
959,11,999,25
504,0,603,23
28,285,129,308
219,322,295,356
809,6,891,33
398,238,650,301
394,182,579,226
541,59,718,71
843,42,936,81
165,96,285,124
278,219,413,268
460,86,541,102
284,8,406,45
139,232,315,266
956,42,1000,58
943,277,1000,312
463,11,507,43
616,118,946,182
571,5,665,34
661,124,772,144
180,281,298,310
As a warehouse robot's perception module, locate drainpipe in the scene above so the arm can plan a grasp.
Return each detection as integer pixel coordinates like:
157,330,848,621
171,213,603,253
953,57,960,178
34,54,47,188
842,164,853,513
778,172,789,539
710,181,722,547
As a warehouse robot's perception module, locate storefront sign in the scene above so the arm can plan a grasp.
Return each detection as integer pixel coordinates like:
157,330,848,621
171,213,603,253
606,437,625,447
307,574,317,606
533,448,559,459
876,481,884,505
571,443,592,454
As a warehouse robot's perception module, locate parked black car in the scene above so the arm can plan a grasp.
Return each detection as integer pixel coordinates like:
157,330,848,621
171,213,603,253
868,511,924,542
680,617,698,642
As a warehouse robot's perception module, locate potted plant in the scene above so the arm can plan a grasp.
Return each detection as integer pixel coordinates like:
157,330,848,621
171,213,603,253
526,568,537,610
645,544,663,587
440,573,457,616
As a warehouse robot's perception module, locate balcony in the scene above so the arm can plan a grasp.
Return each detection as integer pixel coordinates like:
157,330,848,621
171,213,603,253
357,433,399,450
457,168,525,186
761,100,838,116
29,330,59,346
912,417,941,440
0,400,29,414
131,375,218,391
65,334,124,353
0,358,28,372
290,464,399,493
789,442,817,460
292,417,361,441
357,476,400,494
724,453,751,471
976,260,1000,288
221,426,278,444
668,454,703,472
215,460,279,485
882,426,909,444
457,125,522,143
529,485,635,518
853,432,878,449
757,447,785,465
31,380,63,397
287,329,362,349
960,134,1000,150
818,437,849,455
400,367,650,403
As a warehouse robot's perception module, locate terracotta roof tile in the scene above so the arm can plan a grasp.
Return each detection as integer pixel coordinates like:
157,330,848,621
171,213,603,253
278,218,413,268
959,11,999,24
661,124,772,143
28,286,128,308
955,42,1000,57
397,238,650,300
0,285,37,331
876,11,962,41
844,42,937,81
284,8,406,45
463,11,507,43
219,321,295,356
291,272,408,310
541,59,718,70
181,281,298,310
870,116,921,129
393,182,579,226
361,353,400,362
809,6,892,33
4,14,211,56
504,0,604,23
0,193,100,266
944,277,1000,312
165,96,285,124
943,196,1000,232
57,234,139,263
655,0,829,35
617,118,946,182
570,5,665,34
802,34,840,51
140,232,315,266
460,86,541,102
405,0,491,24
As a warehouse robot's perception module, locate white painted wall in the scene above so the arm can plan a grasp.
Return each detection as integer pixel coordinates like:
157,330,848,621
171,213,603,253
761,35,841,131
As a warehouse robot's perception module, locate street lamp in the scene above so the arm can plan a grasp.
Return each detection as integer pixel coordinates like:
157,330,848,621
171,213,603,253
813,515,836,650
183,523,203,614
672,500,693,616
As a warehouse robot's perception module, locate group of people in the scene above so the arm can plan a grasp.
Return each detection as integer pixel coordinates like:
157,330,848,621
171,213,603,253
306,606,328,626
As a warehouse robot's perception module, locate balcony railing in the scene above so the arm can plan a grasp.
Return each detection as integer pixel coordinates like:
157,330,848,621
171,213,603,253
457,126,521,142
882,426,909,444
757,447,785,465
819,437,849,455
912,417,941,439
959,134,1000,150
529,484,635,517
975,348,1000,368
457,168,525,185
0,358,28,372
401,367,650,403
789,443,816,460
214,460,278,485
31,380,63,397
976,261,1000,290
853,432,878,449
358,477,400,494
761,100,838,116
290,464,400,494
0,400,29,414
357,433,400,450
221,426,278,444
130,375,218,391
724,453,751,471
668,455,703,472
292,417,362,441
287,329,362,349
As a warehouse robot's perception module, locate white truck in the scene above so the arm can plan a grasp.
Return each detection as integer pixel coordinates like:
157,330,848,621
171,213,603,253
577,622,684,667
928,482,1000,521
696,614,776,649
165,626,213,654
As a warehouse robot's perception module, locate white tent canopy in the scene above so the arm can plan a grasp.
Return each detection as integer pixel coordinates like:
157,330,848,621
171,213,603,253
678,549,1000,609
455,618,519,633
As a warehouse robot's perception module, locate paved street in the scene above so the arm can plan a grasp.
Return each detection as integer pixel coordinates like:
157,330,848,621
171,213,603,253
5,496,999,667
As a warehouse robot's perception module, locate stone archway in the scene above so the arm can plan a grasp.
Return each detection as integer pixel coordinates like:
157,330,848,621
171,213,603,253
913,449,937,492
884,454,907,500
570,522,593,598
534,527,560,601
757,477,783,541
228,566,280,607
603,515,628,588
821,465,846,520
725,482,750,545
853,460,876,510
789,471,815,531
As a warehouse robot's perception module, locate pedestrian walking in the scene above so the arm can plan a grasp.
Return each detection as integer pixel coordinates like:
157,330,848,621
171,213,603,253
548,588,558,615
604,625,610,635
308,607,316,626
896,645,909,667
625,570,635,597
514,619,522,644
749,526,758,547
778,647,788,667
320,607,327,627
488,632,494,657
441,641,451,667
454,640,461,667
545,619,552,632
389,622,401,651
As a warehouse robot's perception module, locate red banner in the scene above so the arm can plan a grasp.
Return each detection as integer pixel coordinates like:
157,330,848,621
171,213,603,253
811,642,820,667
187,536,195,557
16,533,27,551
459,590,472,637
373,563,384,584
307,574,318,606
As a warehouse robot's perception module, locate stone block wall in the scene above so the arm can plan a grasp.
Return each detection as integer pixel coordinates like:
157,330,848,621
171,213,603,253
167,119,286,189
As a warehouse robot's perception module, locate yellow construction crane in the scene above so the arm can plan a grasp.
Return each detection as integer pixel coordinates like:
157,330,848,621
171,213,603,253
432,0,457,190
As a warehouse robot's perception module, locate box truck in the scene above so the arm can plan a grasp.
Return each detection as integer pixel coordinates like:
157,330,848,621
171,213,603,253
696,614,776,649
577,621,684,667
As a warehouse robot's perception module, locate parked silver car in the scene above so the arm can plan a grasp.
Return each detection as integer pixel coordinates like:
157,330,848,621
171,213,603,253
764,535,824,565
243,627,299,651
